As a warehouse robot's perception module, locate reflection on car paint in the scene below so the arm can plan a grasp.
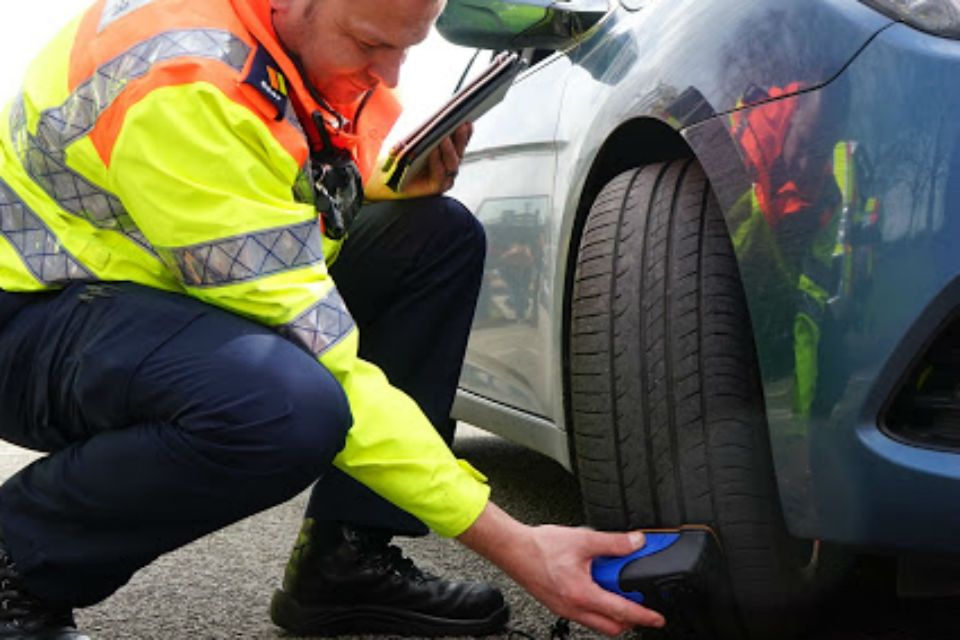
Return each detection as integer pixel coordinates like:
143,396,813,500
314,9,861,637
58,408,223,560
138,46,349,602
463,196,551,417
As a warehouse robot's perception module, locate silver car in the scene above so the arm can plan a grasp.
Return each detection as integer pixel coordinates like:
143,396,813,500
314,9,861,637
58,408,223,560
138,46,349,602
441,0,960,638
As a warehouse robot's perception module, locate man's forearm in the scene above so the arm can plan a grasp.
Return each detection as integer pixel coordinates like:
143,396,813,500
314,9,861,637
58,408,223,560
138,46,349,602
456,501,535,580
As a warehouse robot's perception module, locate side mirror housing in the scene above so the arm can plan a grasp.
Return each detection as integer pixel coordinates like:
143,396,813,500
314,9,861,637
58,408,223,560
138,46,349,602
436,0,609,51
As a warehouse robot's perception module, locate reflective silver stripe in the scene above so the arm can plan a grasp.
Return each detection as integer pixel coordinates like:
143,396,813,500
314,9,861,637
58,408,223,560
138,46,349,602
159,220,324,287
99,0,161,32
21,29,249,151
0,177,93,284
279,288,355,358
8,29,249,248
9,96,148,249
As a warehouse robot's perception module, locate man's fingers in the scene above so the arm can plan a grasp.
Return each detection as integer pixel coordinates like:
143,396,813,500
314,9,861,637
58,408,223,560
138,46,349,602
570,578,666,628
438,137,459,175
563,590,665,636
548,567,665,635
427,147,446,182
452,122,472,157
593,588,666,629
574,611,630,637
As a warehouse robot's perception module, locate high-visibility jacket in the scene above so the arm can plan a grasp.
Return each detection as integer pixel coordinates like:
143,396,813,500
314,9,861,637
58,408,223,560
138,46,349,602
0,0,489,538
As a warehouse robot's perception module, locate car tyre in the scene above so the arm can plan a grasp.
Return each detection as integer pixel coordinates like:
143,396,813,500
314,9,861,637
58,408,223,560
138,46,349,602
569,160,836,639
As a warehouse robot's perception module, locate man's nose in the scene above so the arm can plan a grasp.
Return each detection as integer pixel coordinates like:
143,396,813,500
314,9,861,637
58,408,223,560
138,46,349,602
369,50,407,88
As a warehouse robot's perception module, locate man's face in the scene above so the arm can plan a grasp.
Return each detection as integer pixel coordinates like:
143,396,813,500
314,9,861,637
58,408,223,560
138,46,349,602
271,0,444,108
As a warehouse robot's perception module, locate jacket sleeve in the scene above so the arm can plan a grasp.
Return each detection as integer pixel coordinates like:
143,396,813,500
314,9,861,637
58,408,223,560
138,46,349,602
107,81,490,537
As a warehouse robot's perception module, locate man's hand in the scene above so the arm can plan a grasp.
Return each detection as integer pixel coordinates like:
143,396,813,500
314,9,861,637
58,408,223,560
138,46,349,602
457,502,667,636
365,122,473,201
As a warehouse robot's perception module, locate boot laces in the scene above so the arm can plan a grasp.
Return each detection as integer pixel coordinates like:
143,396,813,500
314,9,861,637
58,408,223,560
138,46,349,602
0,548,71,626
366,544,430,582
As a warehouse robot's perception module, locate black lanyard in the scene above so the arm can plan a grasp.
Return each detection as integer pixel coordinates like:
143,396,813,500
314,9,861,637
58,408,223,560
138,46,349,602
288,70,367,241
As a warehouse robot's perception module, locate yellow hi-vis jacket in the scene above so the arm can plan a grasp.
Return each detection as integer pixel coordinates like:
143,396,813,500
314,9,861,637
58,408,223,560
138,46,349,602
0,0,490,538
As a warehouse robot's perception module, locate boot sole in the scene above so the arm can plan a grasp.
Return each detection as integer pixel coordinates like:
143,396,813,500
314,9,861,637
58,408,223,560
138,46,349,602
269,588,510,637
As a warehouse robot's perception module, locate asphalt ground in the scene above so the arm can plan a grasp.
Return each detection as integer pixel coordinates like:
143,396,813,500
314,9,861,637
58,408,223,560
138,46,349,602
0,425,956,639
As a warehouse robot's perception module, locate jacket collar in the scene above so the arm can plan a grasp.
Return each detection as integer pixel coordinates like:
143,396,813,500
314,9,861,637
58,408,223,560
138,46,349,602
230,0,361,129
228,0,402,179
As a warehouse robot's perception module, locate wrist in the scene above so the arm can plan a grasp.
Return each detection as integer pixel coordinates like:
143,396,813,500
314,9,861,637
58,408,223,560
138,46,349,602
457,502,540,583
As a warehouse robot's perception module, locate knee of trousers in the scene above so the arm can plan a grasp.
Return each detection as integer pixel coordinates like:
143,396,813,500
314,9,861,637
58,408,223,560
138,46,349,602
440,195,486,255
254,360,352,483
417,196,487,272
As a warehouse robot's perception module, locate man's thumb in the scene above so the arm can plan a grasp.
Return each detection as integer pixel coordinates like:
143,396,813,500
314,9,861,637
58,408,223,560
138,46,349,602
590,529,647,558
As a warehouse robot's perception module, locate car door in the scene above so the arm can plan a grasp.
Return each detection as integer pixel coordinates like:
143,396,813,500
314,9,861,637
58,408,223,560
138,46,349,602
451,49,573,419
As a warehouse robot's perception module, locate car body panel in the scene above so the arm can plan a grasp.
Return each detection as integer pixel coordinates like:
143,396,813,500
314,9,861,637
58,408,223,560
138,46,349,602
740,22,960,552
451,0,960,553
453,53,572,418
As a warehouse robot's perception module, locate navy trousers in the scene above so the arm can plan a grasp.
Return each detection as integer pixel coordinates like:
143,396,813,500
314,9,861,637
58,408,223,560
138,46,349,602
0,196,485,607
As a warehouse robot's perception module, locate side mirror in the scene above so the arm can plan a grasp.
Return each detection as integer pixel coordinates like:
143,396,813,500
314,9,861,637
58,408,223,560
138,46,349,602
436,0,609,51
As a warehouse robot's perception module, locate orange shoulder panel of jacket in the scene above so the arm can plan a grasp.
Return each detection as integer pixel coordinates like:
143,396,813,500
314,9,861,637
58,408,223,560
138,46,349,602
230,0,320,115
70,0,255,91
89,58,308,170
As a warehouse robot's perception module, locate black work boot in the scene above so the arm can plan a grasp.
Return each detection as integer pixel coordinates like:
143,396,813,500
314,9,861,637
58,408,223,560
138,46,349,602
0,542,88,639
270,519,509,636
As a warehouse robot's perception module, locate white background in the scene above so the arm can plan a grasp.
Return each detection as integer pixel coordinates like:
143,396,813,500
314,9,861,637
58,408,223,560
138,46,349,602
0,0,476,145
